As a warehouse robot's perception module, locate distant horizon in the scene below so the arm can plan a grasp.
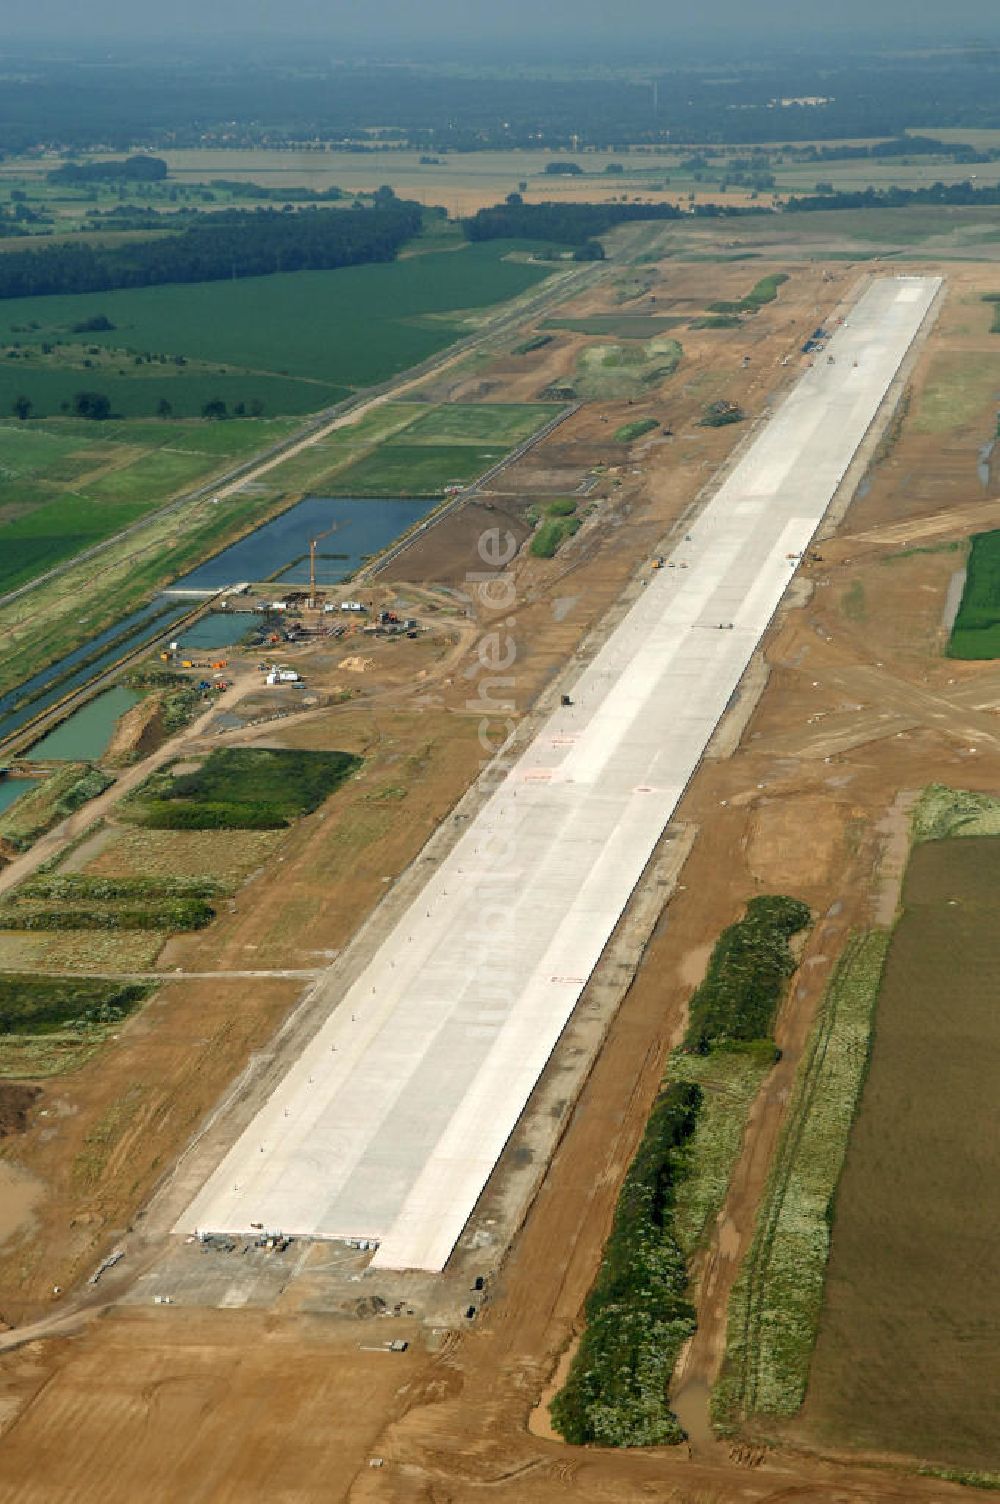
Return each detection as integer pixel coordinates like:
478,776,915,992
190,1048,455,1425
2,4,1000,53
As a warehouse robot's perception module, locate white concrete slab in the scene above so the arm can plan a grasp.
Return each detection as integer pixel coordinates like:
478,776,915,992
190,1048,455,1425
178,276,941,1271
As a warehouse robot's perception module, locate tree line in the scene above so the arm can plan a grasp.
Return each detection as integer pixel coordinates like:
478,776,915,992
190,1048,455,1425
0,202,424,301
463,201,685,248
786,180,1000,212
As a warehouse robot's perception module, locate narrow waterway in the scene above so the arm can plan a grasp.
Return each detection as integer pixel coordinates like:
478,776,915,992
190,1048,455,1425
0,597,193,745
24,686,139,762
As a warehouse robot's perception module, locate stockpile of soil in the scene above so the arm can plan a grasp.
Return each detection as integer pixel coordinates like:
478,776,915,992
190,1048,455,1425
0,1084,40,1138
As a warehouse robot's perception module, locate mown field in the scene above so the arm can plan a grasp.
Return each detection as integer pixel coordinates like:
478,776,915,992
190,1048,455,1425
798,834,1000,1471
0,242,554,420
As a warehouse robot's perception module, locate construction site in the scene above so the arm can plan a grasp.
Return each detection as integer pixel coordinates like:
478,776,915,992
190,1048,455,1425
0,234,999,1502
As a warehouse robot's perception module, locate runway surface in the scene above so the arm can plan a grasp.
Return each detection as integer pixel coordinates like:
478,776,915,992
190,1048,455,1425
179,276,941,1271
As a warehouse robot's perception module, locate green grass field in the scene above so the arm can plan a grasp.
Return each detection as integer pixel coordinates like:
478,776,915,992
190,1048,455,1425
0,415,299,593
574,336,683,399
327,402,555,495
913,353,1000,435
0,242,554,420
948,530,1000,658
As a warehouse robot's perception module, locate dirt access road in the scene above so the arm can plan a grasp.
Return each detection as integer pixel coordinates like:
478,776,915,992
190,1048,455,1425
2,253,999,1500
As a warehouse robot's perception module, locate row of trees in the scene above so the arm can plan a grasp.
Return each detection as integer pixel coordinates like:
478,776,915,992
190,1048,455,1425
0,202,423,301
786,180,1000,212
10,393,267,420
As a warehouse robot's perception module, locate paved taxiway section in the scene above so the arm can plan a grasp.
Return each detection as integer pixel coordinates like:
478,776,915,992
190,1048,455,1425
179,276,941,1270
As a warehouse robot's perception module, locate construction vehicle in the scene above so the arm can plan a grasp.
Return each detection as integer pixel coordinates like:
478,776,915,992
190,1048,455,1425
652,557,665,569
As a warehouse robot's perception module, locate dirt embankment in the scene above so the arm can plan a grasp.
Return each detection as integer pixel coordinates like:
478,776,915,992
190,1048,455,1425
103,694,165,767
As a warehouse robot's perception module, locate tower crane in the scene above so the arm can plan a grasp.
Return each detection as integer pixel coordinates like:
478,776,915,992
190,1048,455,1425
308,522,339,608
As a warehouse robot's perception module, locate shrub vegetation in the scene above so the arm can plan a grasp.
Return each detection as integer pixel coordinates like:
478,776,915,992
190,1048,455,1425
0,972,149,1035
700,399,746,428
553,895,810,1448
712,930,890,1431
0,763,113,851
684,895,811,1052
529,501,581,559
126,747,361,830
707,272,789,316
550,1080,702,1447
0,898,214,931
613,417,658,443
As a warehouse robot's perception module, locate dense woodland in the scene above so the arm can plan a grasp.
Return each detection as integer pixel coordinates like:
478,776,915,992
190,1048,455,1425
464,201,683,245
47,155,170,185
3,47,1000,153
0,202,423,300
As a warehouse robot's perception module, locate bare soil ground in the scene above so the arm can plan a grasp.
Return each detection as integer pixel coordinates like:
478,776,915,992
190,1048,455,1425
1,250,999,1500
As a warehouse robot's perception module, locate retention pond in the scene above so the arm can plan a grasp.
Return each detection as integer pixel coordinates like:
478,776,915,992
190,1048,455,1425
173,496,435,591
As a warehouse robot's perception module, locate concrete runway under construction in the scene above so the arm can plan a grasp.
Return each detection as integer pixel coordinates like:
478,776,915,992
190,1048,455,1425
179,275,941,1272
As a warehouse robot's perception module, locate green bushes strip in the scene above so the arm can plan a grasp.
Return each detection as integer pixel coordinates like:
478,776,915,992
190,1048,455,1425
684,895,811,1052
131,799,289,830
946,529,1000,659
712,930,889,1432
0,973,150,1035
0,898,214,931
20,874,229,901
550,1081,702,1447
613,418,659,443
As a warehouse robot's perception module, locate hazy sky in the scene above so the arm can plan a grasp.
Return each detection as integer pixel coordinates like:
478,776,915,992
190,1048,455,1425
5,0,1000,46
